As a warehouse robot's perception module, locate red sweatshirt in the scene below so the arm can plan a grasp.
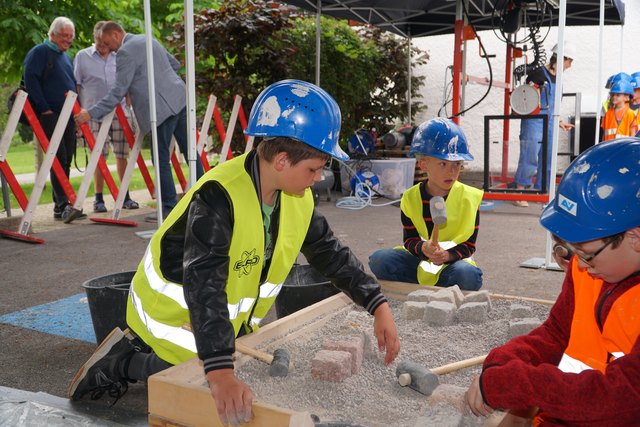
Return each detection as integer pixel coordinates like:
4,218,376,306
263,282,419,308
480,263,640,426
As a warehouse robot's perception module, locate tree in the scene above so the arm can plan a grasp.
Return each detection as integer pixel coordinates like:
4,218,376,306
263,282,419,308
169,0,428,152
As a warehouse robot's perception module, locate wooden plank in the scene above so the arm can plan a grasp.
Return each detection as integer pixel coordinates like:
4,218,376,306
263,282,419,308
148,358,314,427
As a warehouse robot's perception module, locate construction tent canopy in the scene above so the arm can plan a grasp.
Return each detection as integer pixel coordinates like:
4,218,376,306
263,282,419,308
283,0,625,38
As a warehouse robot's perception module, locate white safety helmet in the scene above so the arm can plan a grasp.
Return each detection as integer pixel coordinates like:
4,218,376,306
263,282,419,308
551,42,576,60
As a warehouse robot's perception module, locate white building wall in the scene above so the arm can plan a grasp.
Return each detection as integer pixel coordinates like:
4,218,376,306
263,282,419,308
411,2,639,174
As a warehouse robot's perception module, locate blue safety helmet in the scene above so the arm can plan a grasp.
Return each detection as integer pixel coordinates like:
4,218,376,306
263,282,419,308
609,79,634,96
605,72,631,89
540,138,640,243
631,72,640,89
409,118,474,161
244,79,349,161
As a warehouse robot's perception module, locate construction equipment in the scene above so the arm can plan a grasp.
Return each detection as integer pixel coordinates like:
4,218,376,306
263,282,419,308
234,342,291,378
395,360,440,396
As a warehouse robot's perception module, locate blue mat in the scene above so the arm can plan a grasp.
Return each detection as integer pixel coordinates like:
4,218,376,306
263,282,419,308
0,293,96,343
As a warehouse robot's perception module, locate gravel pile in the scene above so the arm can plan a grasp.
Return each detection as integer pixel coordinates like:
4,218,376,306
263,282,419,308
237,297,551,426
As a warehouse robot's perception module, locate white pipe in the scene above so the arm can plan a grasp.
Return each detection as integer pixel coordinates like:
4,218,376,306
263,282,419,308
143,0,163,225
316,0,321,86
594,0,605,147
544,0,567,269
185,0,197,188
407,32,412,123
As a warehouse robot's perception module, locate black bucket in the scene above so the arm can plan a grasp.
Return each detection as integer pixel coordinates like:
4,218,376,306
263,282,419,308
275,264,340,319
82,271,134,344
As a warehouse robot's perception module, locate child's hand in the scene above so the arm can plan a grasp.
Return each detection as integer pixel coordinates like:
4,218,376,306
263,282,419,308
422,242,449,265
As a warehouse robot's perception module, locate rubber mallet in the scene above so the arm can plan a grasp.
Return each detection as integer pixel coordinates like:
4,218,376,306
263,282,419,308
429,195,447,244
396,360,440,396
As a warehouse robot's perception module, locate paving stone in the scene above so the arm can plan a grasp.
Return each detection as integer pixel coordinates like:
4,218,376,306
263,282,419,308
322,336,364,374
456,302,488,324
463,290,492,311
423,301,456,326
430,289,456,305
311,350,352,382
403,301,428,320
407,289,435,302
509,318,543,338
427,384,468,414
447,285,465,308
510,303,533,319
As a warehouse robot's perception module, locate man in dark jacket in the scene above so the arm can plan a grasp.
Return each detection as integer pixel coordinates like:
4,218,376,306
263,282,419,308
69,80,401,426
23,16,78,220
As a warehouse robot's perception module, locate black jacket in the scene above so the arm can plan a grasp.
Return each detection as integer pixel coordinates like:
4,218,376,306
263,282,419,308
158,151,386,372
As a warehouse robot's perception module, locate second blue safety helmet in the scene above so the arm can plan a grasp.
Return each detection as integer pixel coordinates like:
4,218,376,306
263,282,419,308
244,79,349,161
610,79,635,97
409,118,474,161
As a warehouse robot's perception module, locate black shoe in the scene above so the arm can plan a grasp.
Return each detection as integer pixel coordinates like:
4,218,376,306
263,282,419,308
68,327,136,403
61,205,87,223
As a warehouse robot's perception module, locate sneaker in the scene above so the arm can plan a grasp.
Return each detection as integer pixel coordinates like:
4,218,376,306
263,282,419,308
53,207,63,219
122,199,139,210
512,200,529,208
68,327,136,403
94,200,107,213
61,205,87,223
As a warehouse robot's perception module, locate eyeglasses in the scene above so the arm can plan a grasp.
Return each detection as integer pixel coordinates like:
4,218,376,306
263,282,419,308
555,235,622,266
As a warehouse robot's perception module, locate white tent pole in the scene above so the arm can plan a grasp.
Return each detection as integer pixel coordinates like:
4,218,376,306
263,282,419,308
315,0,321,85
594,0,605,147
143,0,164,225
185,0,197,188
544,0,567,268
407,31,412,124
619,16,624,71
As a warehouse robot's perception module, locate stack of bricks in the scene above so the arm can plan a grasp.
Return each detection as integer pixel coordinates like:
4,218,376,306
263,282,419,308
311,335,365,382
402,286,492,326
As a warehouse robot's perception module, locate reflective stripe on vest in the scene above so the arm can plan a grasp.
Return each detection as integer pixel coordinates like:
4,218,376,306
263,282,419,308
558,259,640,374
400,181,483,286
127,154,314,364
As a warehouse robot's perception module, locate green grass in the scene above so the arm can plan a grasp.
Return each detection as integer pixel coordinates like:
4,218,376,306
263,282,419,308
2,142,192,210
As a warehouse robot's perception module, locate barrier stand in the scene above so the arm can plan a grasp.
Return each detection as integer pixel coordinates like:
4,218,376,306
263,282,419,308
115,105,155,197
218,95,244,165
89,131,144,227
196,95,216,172
64,110,118,224
0,90,29,212
26,93,77,205
0,92,77,243
0,90,36,242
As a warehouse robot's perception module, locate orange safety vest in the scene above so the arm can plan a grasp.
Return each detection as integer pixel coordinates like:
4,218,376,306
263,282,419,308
601,105,637,141
557,262,640,374
533,263,640,426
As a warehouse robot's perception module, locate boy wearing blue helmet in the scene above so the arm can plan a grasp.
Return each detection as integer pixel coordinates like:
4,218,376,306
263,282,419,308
68,80,400,425
368,118,484,291
467,138,640,425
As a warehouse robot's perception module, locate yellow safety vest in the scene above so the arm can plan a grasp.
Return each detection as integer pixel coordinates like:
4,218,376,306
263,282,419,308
127,154,314,364
400,181,483,286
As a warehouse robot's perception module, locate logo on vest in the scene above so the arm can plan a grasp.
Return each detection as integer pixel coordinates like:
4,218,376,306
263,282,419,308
558,194,577,216
234,249,260,277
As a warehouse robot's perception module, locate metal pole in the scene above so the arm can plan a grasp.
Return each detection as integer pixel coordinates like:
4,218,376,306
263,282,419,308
315,0,321,86
594,0,605,147
143,0,164,225
185,0,197,188
544,0,567,268
407,31,412,124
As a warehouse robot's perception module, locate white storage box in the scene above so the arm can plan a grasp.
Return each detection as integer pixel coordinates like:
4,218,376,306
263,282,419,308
339,158,416,199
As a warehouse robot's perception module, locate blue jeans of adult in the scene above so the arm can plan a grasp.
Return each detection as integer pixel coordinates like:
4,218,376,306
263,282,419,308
156,107,204,217
368,248,483,291
514,117,545,188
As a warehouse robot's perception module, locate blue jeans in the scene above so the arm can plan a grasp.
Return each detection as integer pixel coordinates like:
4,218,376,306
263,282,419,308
156,107,204,217
368,248,483,291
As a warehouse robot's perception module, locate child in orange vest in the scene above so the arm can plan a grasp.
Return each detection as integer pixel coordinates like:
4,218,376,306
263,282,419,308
601,79,637,141
467,139,640,425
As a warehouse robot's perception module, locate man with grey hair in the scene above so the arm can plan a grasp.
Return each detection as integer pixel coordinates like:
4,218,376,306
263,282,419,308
24,16,82,221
